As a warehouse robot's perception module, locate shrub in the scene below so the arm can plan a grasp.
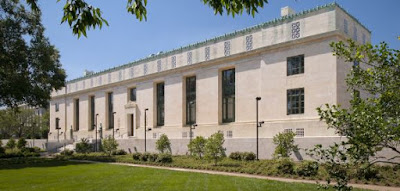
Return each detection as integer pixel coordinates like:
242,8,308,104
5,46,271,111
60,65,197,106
242,152,256,161
156,134,171,153
17,138,27,149
112,149,127,155
156,153,173,163
60,149,74,156
296,160,319,177
229,152,256,161
132,152,141,160
102,136,118,156
229,152,242,160
32,146,41,153
275,158,295,174
4,149,23,158
6,138,16,149
272,131,298,158
139,152,158,162
356,163,379,180
0,141,4,155
188,136,207,159
75,138,92,153
204,132,226,165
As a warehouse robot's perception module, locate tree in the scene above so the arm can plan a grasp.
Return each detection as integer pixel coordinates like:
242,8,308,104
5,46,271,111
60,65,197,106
5,138,16,149
204,132,226,165
0,0,66,109
0,108,47,139
156,134,171,154
188,136,207,159
17,138,27,149
272,131,298,158
24,0,268,37
102,136,118,156
311,39,400,190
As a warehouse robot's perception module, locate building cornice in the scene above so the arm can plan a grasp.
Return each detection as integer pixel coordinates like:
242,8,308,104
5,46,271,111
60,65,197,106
65,2,369,85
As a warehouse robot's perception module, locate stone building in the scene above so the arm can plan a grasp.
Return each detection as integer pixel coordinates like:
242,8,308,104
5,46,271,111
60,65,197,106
49,3,371,158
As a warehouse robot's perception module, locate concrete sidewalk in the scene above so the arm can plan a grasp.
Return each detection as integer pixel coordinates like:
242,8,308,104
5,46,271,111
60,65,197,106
71,160,400,191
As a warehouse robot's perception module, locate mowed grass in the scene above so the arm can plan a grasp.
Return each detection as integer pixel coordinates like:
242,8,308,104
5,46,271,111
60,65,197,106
0,160,343,191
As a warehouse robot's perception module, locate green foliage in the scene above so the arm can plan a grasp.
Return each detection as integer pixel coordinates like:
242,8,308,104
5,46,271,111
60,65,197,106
204,132,226,165
132,152,141,161
0,0,66,108
25,0,268,37
75,138,92,153
272,131,298,158
112,149,127,155
0,142,4,155
229,152,256,161
308,144,351,191
202,0,268,17
6,138,16,149
60,149,74,156
188,136,207,159
275,158,295,174
313,39,400,190
156,134,171,153
17,138,27,149
156,153,173,163
139,152,158,162
102,136,118,156
296,160,319,177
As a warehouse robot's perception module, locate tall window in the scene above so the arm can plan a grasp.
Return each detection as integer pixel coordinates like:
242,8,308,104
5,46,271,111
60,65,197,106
287,55,304,76
55,103,59,112
156,83,165,126
287,88,304,115
74,99,79,131
55,118,60,129
186,76,196,125
222,68,235,123
90,96,95,131
129,88,137,102
107,92,114,129
129,114,134,136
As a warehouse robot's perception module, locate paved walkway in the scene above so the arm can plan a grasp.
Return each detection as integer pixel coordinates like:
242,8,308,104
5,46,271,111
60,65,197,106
71,160,400,191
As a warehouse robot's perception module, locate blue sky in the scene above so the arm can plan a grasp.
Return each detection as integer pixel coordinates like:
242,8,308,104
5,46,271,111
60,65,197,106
38,0,400,81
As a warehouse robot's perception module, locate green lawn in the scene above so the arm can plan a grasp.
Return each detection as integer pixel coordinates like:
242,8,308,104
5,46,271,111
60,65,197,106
0,160,341,191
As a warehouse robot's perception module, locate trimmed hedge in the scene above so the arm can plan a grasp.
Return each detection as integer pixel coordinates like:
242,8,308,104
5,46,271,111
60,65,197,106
229,152,256,161
132,152,172,163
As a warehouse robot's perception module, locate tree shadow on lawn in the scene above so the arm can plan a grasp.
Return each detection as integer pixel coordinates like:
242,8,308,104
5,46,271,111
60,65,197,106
0,157,90,170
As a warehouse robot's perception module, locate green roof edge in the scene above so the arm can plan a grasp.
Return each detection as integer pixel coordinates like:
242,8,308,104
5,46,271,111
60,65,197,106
67,2,370,84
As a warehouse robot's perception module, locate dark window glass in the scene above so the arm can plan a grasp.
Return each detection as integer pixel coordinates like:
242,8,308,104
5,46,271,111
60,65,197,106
75,99,79,131
156,83,165,126
90,96,95,131
287,88,304,115
55,118,60,130
108,92,114,129
55,103,59,112
287,55,304,76
186,76,196,125
222,68,235,123
130,114,134,136
129,88,137,102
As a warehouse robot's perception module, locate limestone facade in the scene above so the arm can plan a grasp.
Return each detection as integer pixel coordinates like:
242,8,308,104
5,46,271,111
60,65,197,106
49,3,371,157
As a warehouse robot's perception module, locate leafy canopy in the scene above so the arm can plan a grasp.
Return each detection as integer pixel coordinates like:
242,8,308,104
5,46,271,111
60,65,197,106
188,136,207,159
25,0,268,38
156,134,171,154
310,39,400,190
272,131,298,158
204,132,226,165
0,0,66,108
